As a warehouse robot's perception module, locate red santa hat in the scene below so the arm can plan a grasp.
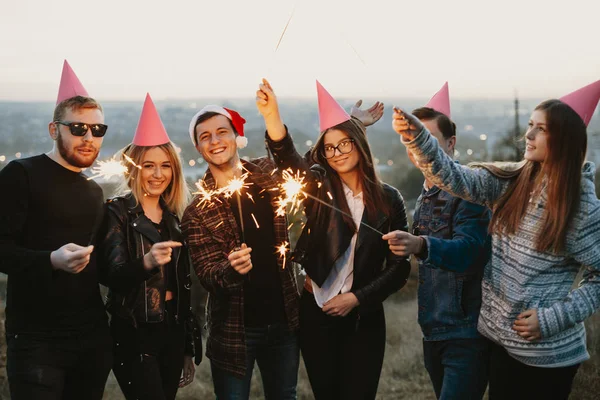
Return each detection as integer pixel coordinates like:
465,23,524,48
132,93,170,146
56,60,89,104
559,80,600,126
188,105,247,148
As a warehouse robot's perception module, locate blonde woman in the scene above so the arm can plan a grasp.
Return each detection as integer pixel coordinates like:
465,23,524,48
98,95,201,400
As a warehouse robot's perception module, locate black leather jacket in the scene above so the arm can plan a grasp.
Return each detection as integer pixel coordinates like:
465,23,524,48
267,130,411,316
98,194,202,363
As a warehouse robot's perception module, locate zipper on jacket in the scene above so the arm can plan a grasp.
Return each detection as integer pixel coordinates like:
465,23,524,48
175,247,181,323
141,233,149,322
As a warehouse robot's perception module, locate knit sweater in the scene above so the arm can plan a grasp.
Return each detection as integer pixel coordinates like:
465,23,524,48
404,129,600,368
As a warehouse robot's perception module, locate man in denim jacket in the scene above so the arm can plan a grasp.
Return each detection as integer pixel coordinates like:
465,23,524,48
384,107,491,399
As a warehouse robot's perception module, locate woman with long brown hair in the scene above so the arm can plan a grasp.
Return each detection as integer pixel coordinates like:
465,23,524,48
256,79,411,400
392,81,600,400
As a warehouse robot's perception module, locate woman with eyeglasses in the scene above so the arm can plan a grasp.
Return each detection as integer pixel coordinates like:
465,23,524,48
256,79,411,400
393,80,600,400
98,94,201,400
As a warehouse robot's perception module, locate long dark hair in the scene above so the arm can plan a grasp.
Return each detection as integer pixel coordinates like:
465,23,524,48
490,99,587,253
310,117,389,231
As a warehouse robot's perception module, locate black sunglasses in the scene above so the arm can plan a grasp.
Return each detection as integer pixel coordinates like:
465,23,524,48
54,121,108,137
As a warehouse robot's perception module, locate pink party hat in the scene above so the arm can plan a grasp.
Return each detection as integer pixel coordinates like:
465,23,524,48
425,82,451,118
56,60,90,104
316,80,351,132
559,80,600,126
132,93,170,146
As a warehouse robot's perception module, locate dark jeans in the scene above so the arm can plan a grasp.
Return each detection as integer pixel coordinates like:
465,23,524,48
111,312,186,400
423,338,490,400
299,290,386,400
210,323,299,400
7,326,112,400
488,339,580,400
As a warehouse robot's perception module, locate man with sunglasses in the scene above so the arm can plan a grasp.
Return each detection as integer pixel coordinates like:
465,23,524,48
0,61,112,400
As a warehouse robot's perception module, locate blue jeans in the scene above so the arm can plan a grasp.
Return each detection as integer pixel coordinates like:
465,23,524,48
423,338,490,400
211,323,299,400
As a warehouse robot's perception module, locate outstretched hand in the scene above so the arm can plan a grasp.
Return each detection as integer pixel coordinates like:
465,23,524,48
351,100,384,127
392,107,424,141
382,230,424,257
143,241,183,271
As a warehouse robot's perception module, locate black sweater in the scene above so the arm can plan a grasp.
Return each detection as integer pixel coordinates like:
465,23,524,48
0,154,107,337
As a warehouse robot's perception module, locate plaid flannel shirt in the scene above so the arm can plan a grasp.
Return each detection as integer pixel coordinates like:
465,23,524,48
182,157,300,378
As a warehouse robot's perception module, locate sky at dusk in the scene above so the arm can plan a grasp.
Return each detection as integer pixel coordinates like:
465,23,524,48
1,0,598,101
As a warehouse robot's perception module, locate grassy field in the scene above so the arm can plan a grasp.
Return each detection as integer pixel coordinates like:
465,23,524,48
1,273,599,399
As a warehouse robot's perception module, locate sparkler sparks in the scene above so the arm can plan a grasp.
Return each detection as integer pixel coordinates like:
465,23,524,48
277,241,289,269
276,168,385,236
251,213,260,229
87,156,141,181
275,169,307,216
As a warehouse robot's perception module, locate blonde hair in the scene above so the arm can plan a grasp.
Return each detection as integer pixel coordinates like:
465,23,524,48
116,142,191,219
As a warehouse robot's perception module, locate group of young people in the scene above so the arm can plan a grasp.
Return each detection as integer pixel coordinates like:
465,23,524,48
0,60,598,400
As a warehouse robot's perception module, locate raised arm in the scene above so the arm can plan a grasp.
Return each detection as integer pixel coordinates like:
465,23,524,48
393,108,508,209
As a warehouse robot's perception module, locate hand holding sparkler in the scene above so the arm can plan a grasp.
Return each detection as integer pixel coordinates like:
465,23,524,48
143,241,183,271
382,230,425,258
392,107,424,141
50,243,94,274
228,243,253,275
256,78,286,141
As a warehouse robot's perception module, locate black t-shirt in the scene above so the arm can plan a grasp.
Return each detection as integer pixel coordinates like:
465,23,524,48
228,184,286,327
0,154,107,336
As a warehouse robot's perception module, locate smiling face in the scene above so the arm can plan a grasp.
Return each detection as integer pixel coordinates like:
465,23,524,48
524,109,549,163
195,114,238,169
50,107,104,169
322,128,360,175
140,146,173,197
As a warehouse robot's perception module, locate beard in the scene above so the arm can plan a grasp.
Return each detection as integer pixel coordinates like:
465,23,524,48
57,133,99,168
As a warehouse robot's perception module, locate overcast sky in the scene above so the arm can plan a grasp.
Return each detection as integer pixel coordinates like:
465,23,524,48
1,0,598,101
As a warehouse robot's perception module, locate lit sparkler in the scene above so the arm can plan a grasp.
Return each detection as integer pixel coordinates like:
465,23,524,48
276,168,385,236
277,241,289,269
87,156,140,181
223,173,252,243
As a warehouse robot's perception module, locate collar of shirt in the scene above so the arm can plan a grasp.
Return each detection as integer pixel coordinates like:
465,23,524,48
342,182,363,202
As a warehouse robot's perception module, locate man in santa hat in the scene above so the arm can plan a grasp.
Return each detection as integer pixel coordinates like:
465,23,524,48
181,102,301,399
0,60,112,399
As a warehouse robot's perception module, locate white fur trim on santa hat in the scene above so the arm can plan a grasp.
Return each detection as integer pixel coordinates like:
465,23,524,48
236,135,248,149
188,105,232,145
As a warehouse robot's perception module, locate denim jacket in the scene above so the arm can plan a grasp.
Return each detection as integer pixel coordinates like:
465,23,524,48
413,183,491,341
